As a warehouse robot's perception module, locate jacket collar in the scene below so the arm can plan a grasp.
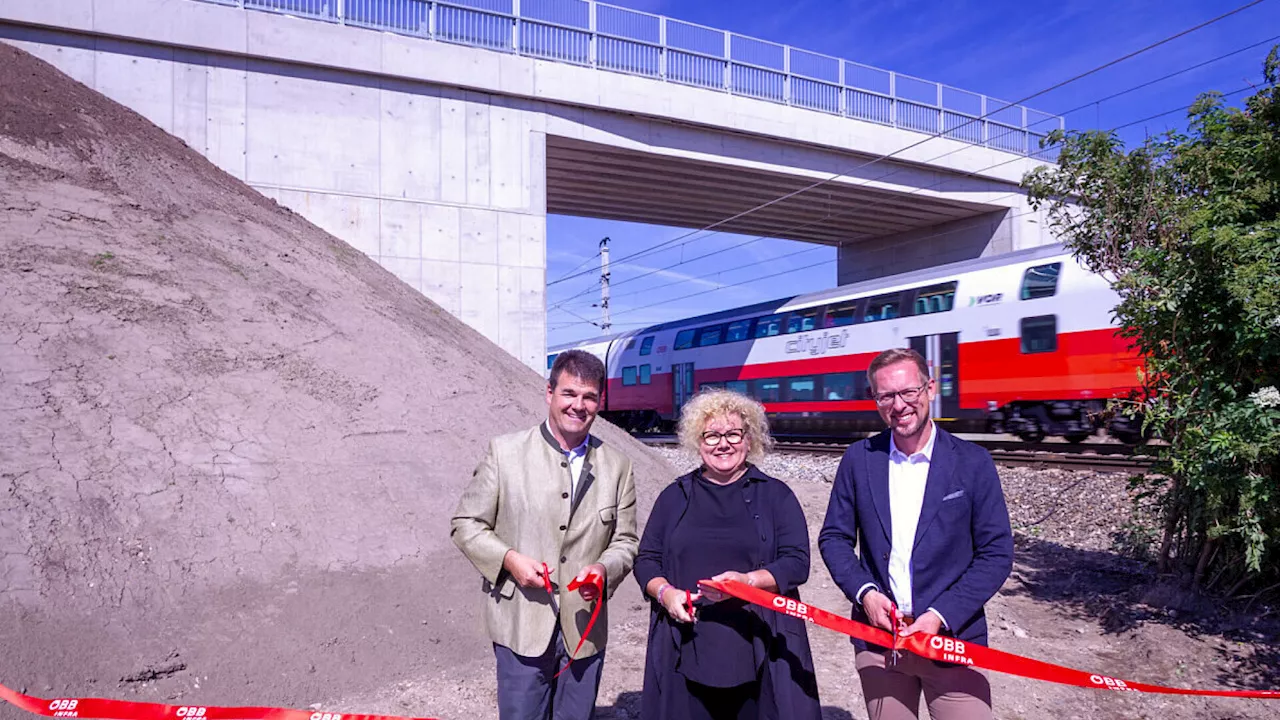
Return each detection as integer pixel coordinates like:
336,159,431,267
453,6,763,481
540,421,597,455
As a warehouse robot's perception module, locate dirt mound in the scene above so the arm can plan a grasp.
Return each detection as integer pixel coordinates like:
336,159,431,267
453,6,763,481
0,43,674,717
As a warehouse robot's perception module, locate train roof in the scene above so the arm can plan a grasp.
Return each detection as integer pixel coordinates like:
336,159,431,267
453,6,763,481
788,243,1069,308
548,243,1071,352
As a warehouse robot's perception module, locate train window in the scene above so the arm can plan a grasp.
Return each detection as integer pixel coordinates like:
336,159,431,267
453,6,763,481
639,336,655,356
785,376,817,402
1020,315,1058,353
546,353,558,371
622,366,638,385
912,282,958,315
755,314,784,338
674,329,695,350
697,325,725,347
639,364,651,384
785,309,820,334
825,301,860,327
625,338,636,350
725,380,749,394
725,319,753,343
823,372,862,400
754,379,782,403
1021,262,1062,300
863,293,901,322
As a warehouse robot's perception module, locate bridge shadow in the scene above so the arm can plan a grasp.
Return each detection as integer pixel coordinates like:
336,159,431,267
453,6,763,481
595,691,855,719
1006,534,1280,691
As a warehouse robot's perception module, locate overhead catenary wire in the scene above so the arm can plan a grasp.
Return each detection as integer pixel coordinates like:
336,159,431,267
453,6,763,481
548,38,1280,315
544,0,1269,289
549,78,1260,334
549,33,1279,318
547,247,602,286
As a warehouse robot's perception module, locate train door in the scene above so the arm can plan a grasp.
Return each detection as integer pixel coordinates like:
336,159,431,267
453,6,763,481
672,362,696,417
909,333,960,419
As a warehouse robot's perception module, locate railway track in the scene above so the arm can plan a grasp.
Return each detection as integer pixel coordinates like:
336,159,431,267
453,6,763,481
635,434,1156,473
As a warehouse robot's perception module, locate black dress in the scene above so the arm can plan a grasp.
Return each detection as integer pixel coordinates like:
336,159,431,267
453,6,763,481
634,465,822,720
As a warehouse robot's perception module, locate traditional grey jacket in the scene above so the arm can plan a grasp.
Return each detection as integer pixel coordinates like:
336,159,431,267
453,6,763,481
451,424,639,657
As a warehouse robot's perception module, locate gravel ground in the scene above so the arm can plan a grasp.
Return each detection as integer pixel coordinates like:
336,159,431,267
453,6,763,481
637,444,1280,720
651,444,1161,556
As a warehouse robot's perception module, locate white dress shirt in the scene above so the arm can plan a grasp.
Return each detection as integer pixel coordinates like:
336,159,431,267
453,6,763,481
859,422,948,628
888,422,936,616
546,422,590,500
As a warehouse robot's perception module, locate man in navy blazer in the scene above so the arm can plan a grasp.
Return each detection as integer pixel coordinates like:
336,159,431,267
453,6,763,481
819,348,1013,720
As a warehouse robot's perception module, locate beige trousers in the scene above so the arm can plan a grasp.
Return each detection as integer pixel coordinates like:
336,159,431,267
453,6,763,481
856,648,993,720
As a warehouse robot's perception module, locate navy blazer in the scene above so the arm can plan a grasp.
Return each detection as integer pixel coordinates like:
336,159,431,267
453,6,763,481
818,427,1013,649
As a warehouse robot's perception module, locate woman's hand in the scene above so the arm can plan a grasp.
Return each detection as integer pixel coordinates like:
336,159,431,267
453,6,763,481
700,571,753,602
661,585,700,623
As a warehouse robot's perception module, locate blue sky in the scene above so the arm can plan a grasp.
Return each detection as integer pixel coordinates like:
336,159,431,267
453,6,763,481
546,0,1280,346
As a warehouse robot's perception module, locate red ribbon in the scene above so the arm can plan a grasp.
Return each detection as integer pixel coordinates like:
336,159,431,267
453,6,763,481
550,568,605,679
700,579,1280,699
0,681,438,720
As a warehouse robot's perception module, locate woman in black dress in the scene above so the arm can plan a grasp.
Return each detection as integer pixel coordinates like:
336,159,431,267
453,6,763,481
634,389,822,720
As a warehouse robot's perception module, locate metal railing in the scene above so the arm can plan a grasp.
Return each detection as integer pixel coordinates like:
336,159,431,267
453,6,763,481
194,0,1063,159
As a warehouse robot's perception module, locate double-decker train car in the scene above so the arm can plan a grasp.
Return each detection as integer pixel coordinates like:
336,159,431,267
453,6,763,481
548,245,1146,442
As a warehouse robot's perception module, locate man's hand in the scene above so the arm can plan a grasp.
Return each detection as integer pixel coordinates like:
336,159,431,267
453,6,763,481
861,589,896,632
502,549,547,589
899,611,943,638
574,563,607,601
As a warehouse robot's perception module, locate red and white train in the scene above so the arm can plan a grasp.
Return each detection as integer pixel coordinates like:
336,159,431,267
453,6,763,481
549,245,1146,443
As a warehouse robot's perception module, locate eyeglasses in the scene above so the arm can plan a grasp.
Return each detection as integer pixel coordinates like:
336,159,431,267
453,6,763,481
871,382,929,407
701,429,746,446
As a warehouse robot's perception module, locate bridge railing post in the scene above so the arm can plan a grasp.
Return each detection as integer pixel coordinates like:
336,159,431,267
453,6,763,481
588,0,597,67
981,94,988,146
336,0,344,24
783,45,790,105
838,59,846,116
723,31,731,92
658,16,666,79
1021,105,1028,155
511,0,521,53
936,81,943,134
888,71,896,127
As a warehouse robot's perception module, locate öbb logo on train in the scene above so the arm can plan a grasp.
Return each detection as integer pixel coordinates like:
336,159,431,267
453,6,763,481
928,636,975,665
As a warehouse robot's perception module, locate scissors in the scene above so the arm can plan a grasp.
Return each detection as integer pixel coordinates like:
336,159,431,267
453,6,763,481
541,562,559,617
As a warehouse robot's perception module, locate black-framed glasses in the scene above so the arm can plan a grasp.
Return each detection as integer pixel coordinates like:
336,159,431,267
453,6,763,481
701,429,746,446
871,382,929,407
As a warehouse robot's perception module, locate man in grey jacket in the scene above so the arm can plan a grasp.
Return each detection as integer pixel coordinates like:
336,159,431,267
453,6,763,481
452,350,639,720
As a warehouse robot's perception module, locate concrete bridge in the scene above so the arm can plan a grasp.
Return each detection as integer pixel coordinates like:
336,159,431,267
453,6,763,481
0,0,1062,370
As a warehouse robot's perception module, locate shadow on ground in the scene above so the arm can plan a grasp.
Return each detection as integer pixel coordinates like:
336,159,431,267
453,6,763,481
1006,534,1280,691
595,690,857,718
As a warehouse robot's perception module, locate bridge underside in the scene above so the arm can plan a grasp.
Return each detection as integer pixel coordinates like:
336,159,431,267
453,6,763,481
545,136,997,246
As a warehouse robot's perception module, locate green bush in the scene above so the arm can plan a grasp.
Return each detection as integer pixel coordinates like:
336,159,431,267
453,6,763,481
1023,48,1280,595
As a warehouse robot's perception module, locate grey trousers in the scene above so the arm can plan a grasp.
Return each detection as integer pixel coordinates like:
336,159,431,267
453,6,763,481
494,628,605,720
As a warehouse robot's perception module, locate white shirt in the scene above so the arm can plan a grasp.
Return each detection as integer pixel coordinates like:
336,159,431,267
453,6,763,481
858,422,948,627
887,422,936,615
546,423,590,501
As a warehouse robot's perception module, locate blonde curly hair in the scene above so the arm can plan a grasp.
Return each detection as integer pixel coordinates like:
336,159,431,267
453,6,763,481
676,388,774,463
